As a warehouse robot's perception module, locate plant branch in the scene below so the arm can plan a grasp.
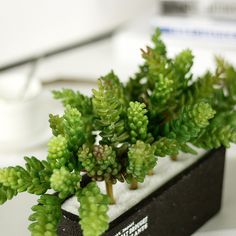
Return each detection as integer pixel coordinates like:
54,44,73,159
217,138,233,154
105,181,116,204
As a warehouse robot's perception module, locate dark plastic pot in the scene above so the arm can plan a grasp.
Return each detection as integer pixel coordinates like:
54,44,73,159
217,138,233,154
58,148,225,236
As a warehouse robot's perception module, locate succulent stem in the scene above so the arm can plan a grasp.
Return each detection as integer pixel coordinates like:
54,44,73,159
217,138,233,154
171,155,178,161
130,179,138,190
105,181,115,204
148,169,154,176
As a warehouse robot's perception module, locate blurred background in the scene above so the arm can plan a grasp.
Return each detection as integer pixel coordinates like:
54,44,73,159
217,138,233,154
0,0,236,235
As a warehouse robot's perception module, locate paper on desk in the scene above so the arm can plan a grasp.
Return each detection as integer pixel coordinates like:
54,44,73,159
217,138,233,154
193,229,236,236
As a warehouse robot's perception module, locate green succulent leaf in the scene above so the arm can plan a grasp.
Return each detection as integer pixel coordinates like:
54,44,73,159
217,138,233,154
153,137,180,157
63,106,85,152
0,166,30,192
92,72,129,145
0,156,51,203
78,182,109,236
128,101,149,143
53,88,92,116
163,102,216,143
50,167,81,199
28,194,62,236
127,141,157,183
194,112,236,149
47,135,71,169
24,156,52,195
49,114,64,136
78,144,122,183
0,185,17,205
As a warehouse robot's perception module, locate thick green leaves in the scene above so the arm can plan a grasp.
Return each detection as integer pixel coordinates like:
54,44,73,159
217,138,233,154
0,156,51,203
53,88,92,116
127,141,157,183
50,167,81,199
153,137,179,157
163,102,215,143
63,106,85,152
92,72,129,145
128,101,149,143
28,194,62,236
78,182,109,236
78,144,122,183
47,135,71,169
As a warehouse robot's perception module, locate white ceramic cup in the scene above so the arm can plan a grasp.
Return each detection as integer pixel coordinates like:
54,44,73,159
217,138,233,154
0,73,49,151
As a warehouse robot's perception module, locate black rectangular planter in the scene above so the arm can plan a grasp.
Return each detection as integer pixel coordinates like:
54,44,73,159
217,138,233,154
58,148,225,236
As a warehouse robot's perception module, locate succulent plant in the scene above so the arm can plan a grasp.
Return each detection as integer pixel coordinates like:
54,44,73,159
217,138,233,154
0,29,236,236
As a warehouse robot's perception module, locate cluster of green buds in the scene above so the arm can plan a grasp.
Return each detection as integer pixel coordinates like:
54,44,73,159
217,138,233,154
78,144,122,184
127,141,156,187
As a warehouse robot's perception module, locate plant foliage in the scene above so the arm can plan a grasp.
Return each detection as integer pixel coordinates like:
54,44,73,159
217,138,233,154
0,29,236,236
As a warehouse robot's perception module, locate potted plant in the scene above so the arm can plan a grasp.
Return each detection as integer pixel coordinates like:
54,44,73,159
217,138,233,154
0,29,236,236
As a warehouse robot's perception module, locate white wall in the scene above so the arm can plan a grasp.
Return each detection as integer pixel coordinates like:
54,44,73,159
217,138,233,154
0,0,156,66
